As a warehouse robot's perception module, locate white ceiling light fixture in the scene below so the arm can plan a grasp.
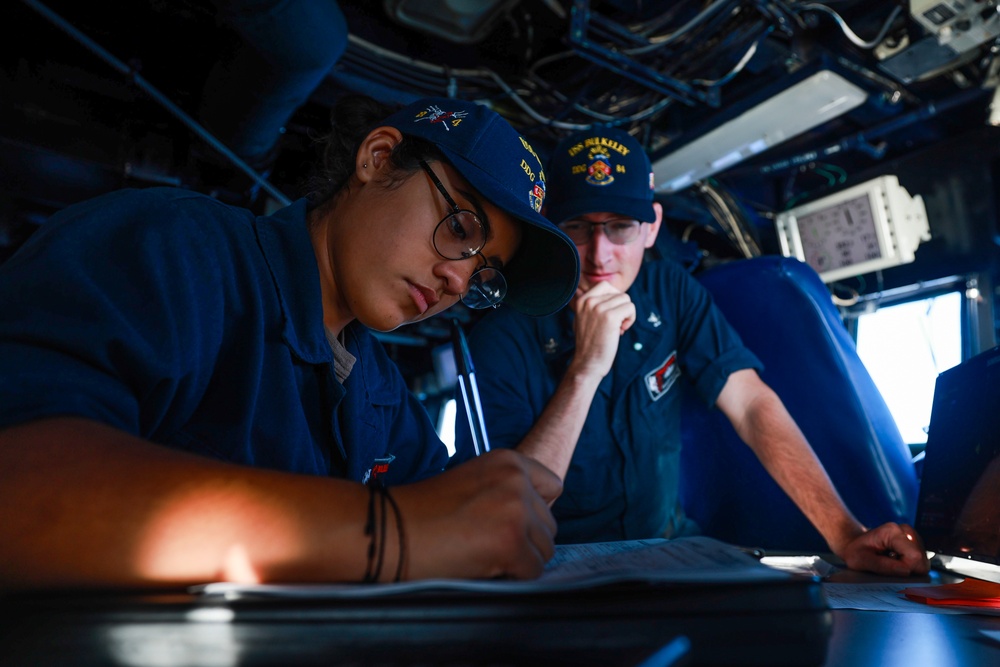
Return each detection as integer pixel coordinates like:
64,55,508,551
383,0,521,44
652,70,868,194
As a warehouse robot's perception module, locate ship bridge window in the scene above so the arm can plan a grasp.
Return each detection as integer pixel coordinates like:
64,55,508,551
854,290,962,446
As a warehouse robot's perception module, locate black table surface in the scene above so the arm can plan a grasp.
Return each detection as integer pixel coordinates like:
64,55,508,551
1,571,999,667
826,609,1000,667
820,564,1000,667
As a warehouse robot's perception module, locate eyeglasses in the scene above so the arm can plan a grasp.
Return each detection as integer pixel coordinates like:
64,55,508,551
558,218,643,246
419,160,507,309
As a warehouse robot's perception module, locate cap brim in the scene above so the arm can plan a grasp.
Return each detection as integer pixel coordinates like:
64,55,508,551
546,195,656,226
439,147,580,317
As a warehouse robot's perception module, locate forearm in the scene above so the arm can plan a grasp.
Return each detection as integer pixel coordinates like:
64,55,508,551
510,282,635,479
1,417,561,589
0,417,375,588
513,367,603,480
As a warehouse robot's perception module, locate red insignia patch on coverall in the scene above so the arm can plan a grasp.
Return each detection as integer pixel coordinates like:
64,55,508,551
645,351,680,401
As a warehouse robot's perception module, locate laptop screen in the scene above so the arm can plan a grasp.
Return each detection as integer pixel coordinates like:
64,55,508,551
915,344,1000,568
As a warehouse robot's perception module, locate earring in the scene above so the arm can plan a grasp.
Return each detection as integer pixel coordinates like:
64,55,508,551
363,163,368,169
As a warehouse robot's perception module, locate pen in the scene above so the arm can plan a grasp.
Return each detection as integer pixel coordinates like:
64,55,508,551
737,546,766,560
451,318,490,457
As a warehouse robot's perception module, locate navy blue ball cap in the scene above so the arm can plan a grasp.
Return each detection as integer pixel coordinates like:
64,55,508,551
545,127,656,225
381,97,579,317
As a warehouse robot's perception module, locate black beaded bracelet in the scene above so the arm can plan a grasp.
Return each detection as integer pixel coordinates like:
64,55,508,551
375,482,388,581
362,482,379,583
362,482,406,583
382,485,406,583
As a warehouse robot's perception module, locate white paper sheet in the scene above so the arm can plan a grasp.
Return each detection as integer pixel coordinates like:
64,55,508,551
194,535,790,600
823,582,1000,615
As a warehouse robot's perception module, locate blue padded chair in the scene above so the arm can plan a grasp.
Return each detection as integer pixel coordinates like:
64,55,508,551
678,255,919,552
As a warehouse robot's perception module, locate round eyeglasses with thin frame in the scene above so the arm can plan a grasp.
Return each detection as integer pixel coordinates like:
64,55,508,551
419,160,508,309
559,218,643,246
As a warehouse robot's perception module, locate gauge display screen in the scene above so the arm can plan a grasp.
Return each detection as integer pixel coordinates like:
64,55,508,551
794,193,881,275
